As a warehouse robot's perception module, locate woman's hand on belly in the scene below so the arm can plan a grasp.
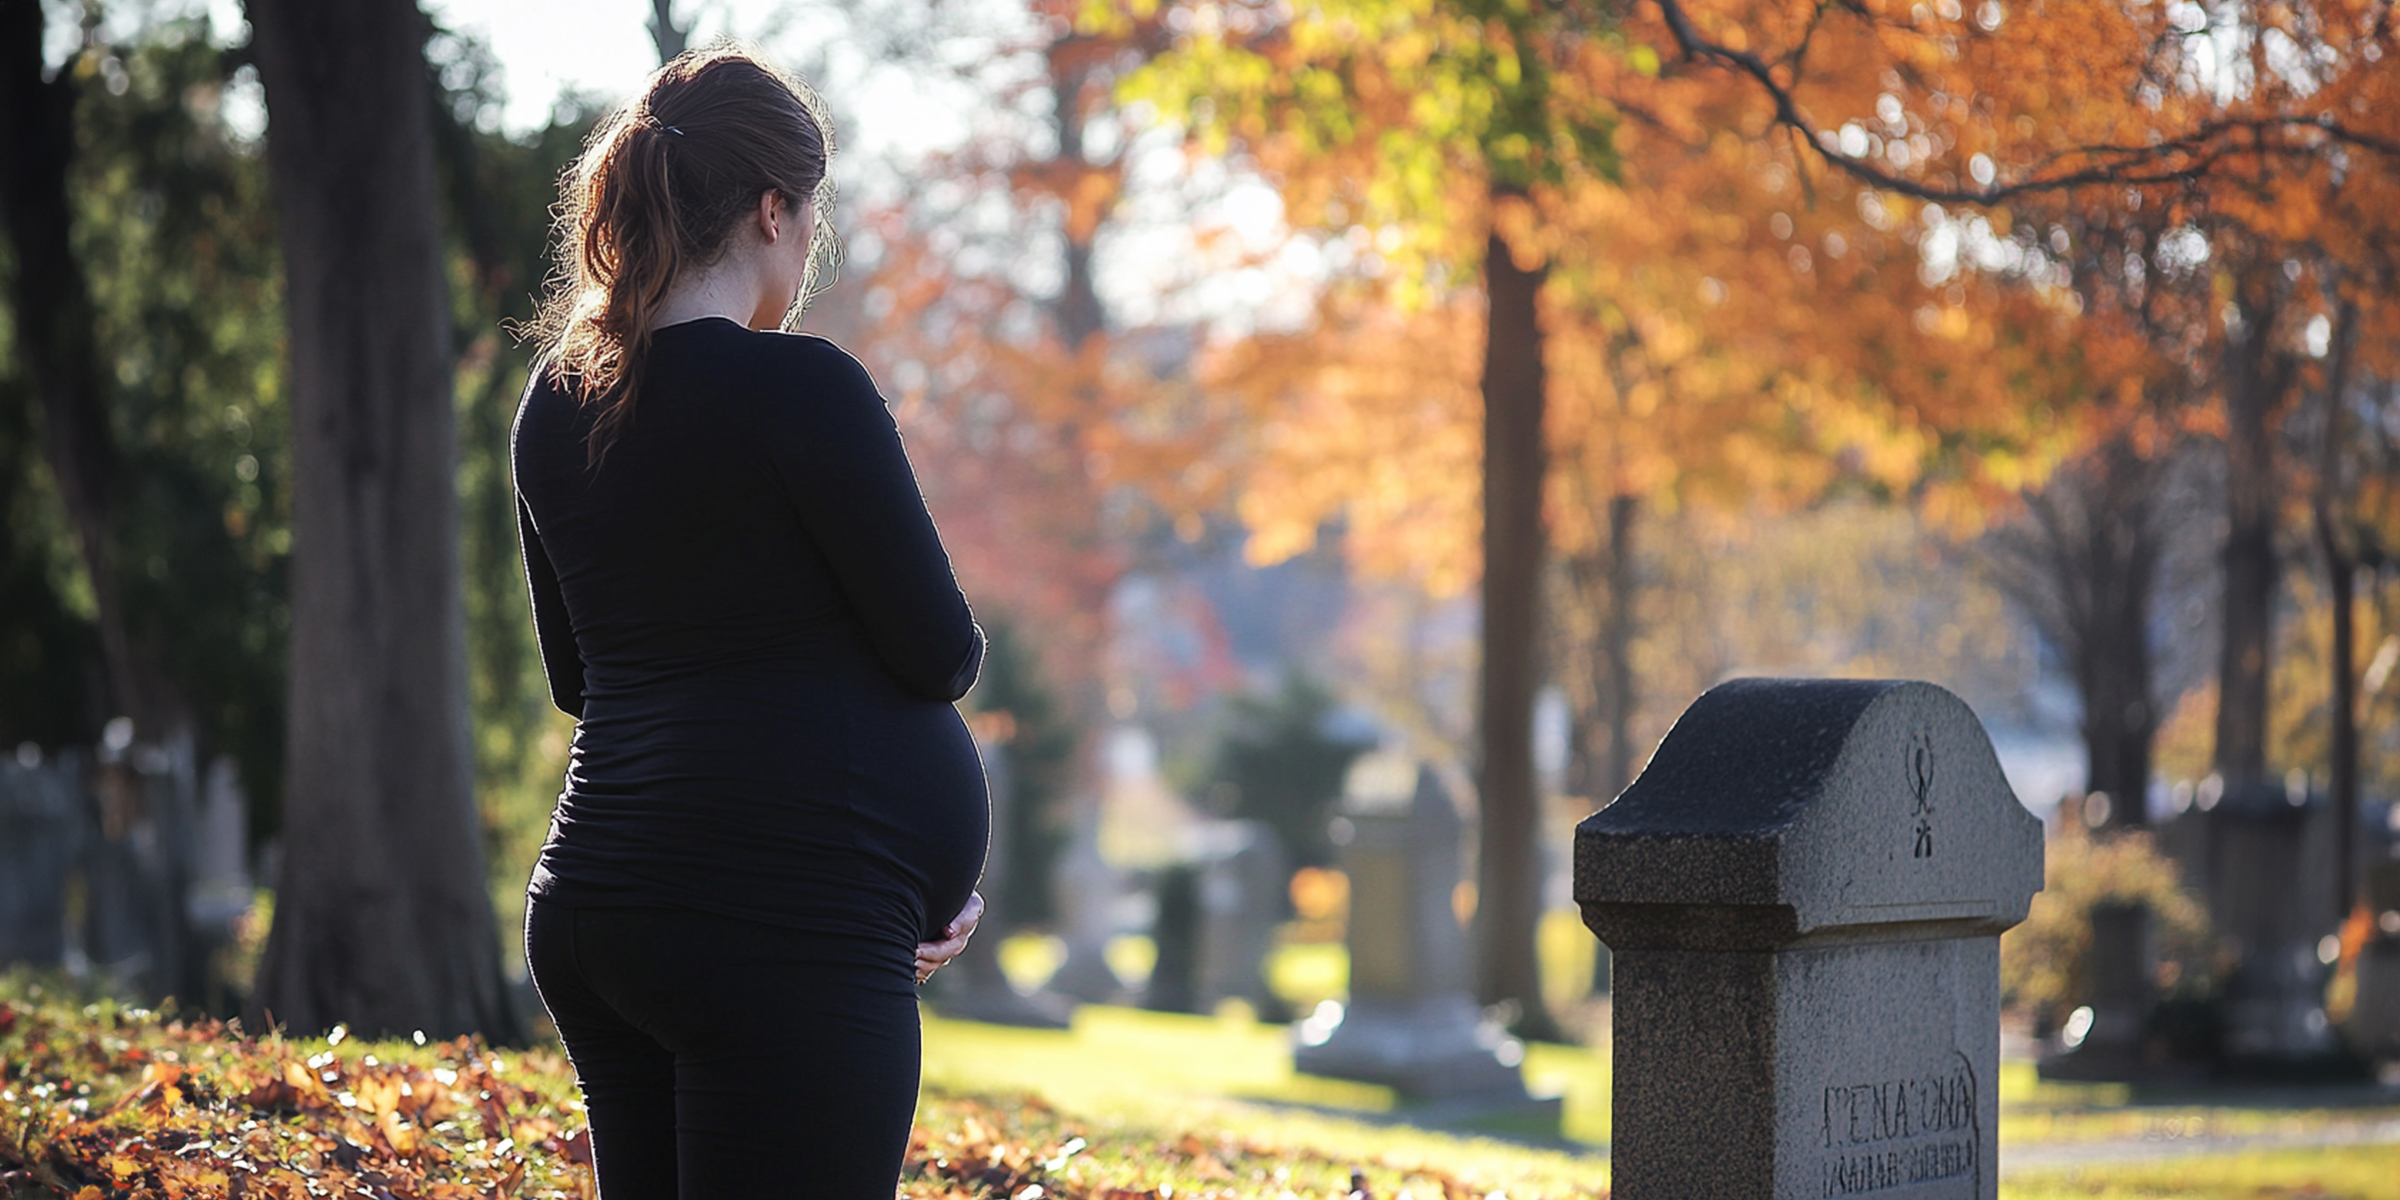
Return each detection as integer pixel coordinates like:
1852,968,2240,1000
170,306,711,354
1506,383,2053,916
913,891,983,985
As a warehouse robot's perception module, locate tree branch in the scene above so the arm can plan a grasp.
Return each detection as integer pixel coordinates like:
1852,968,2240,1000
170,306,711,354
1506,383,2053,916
1637,0,2400,204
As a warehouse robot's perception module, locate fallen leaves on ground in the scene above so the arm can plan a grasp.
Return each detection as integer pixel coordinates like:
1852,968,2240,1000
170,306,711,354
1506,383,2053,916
0,991,590,1200
2,986,1605,1199
901,1093,1600,1200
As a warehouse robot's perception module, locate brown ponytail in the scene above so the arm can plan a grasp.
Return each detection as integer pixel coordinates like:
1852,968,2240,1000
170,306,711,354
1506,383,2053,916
529,45,839,466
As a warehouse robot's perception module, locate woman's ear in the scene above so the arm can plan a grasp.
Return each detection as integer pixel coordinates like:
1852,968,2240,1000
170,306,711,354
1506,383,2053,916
756,189,784,243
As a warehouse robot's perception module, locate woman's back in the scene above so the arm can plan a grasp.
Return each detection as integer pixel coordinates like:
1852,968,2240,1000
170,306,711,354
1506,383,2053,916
513,317,987,949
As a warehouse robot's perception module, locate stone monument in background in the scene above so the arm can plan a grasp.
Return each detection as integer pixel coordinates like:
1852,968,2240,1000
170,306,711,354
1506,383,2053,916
1144,819,1290,1016
1295,753,1531,1105
1196,820,1289,1018
2039,901,2159,1080
1578,678,2043,1200
2174,779,2353,1072
2346,858,2400,1062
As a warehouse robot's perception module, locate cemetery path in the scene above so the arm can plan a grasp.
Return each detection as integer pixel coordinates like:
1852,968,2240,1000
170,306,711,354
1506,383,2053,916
1998,1116,2400,1172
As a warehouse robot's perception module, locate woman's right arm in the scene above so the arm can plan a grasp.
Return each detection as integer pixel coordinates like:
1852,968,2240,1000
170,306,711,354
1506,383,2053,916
517,494,587,720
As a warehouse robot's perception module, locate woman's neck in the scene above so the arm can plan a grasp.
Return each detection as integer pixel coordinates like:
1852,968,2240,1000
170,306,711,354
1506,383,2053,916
649,259,770,333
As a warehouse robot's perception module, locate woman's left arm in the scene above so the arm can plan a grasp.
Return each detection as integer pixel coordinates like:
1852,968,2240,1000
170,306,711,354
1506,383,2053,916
768,340,983,702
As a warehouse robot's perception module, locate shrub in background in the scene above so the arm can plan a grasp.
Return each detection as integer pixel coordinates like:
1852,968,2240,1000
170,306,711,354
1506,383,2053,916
2001,818,2214,1033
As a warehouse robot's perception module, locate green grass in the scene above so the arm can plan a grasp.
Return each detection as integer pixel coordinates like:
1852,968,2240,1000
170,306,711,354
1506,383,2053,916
923,1003,1615,1189
2000,1144,2400,1198
13,958,2399,1199
925,1002,1614,1143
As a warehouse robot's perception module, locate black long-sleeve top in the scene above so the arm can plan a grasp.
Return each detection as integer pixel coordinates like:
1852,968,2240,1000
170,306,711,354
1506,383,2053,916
513,317,988,947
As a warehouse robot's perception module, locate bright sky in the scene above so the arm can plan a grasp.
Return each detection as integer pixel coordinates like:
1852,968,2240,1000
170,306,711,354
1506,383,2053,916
420,0,1025,167
420,0,1312,334
53,0,995,161
423,0,680,130
51,0,1311,335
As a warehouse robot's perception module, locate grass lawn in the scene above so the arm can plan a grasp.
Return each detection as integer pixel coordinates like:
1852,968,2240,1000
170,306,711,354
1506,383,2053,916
9,966,2398,1199
923,1000,2400,1198
1999,1145,2400,1198
923,1004,1613,1194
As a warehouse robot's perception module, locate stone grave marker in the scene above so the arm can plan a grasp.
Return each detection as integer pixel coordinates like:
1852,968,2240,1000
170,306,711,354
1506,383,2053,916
1195,820,1289,1017
2039,901,2155,1080
0,748,84,967
1296,753,1529,1103
1143,862,1203,1012
2346,859,2400,1060
1577,679,2042,1200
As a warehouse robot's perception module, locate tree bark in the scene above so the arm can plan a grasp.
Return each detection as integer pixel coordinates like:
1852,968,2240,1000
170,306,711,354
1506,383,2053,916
647,0,689,63
1599,492,1638,801
2313,300,2360,919
1473,201,1557,1038
1048,44,1104,353
1985,434,2164,825
0,0,182,739
244,0,517,1042
2214,281,2289,785
2065,441,2161,822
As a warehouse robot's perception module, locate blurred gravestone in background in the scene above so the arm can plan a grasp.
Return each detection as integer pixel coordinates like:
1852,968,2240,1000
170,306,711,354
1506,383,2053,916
2040,902,2159,1080
1138,818,1286,1017
0,746,84,968
2351,860,2400,1061
1194,820,1287,1018
1047,805,1133,1004
1295,752,1534,1108
0,732,251,1011
2157,780,2365,1076
1142,862,1202,1014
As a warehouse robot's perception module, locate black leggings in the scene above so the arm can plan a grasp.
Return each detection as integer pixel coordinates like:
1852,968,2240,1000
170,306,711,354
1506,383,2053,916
523,897,921,1199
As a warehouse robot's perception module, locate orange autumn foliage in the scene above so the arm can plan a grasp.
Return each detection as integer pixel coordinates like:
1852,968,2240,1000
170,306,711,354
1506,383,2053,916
1137,0,2400,594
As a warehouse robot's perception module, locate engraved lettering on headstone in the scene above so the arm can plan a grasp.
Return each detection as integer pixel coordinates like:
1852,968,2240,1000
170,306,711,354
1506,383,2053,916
1818,1058,1980,1196
1906,728,1936,859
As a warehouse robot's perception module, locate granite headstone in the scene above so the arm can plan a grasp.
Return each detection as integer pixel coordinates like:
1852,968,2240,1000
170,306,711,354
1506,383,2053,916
1577,679,2043,1200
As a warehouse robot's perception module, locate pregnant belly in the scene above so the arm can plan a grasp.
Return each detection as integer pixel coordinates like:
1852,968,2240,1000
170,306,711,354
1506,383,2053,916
845,698,991,942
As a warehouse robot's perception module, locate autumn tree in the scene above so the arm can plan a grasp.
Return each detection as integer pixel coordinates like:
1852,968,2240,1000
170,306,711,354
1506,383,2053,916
1129,0,1621,1037
243,0,517,1040
1629,0,2400,806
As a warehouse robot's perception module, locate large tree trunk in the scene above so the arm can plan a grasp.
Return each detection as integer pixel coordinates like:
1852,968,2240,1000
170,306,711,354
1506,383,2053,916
1986,434,2163,826
0,0,181,740
2067,441,2162,822
2314,300,2361,919
2214,282,2288,785
245,0,517,1041
1598,492,1638,801
1473,203,1557,1038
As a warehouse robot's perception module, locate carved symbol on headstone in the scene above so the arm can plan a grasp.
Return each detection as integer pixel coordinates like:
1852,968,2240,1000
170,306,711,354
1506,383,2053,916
1907,729,1935,859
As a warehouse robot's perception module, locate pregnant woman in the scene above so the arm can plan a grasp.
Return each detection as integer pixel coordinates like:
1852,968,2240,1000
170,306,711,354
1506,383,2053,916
513,47,988,1198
